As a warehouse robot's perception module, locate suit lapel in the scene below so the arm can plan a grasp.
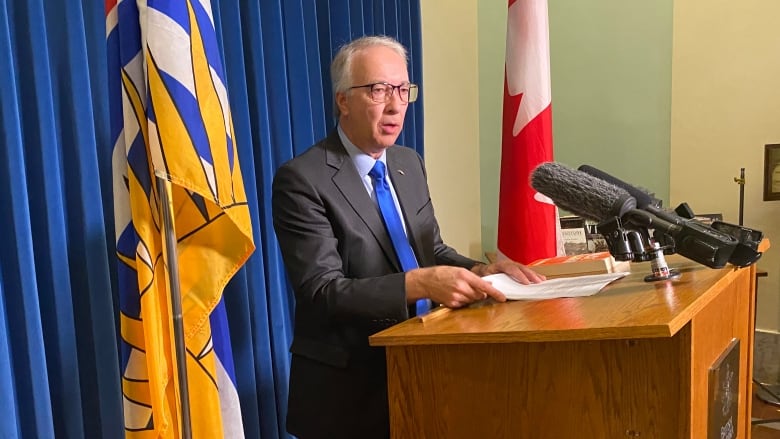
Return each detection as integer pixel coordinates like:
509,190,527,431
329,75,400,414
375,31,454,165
325,134,401,271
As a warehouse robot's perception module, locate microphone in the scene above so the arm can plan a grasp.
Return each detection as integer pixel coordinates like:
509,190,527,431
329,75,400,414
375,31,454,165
531,162,678,265
576,163,759,268
577,165,658,209
577,164,686,228
531,161,758,268
578,164,723,226
530,162,636,222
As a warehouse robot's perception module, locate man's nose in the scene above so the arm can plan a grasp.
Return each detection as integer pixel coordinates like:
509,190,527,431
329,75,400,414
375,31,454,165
384,90,403,113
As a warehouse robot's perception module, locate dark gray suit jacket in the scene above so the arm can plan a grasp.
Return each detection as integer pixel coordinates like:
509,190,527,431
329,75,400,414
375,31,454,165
272,131,479,438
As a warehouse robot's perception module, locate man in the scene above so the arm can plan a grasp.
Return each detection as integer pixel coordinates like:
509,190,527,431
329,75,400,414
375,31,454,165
272,35,544,438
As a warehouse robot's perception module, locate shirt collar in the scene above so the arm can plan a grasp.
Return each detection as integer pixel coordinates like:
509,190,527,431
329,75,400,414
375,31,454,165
337,125,386,178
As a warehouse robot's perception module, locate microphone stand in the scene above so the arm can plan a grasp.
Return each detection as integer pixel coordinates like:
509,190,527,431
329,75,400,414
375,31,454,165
734,168,745,226
644,242,680,282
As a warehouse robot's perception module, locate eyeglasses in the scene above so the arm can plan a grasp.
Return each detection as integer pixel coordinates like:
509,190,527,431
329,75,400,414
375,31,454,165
348,82,419,103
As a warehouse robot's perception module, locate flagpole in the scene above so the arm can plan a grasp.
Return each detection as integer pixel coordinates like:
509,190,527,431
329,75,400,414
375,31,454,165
156,173,193,439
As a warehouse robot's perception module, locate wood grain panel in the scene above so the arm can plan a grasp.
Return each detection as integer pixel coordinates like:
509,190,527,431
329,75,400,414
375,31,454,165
386,336,689,438
689,266,754,439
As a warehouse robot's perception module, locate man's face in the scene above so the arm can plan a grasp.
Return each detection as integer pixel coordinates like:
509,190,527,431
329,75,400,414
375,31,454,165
336,46,409,157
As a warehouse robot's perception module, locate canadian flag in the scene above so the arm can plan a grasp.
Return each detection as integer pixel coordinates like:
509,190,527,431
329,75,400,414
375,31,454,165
497,0,559,264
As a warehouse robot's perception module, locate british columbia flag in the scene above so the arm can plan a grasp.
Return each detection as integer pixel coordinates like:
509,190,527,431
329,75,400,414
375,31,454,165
105,0,254,436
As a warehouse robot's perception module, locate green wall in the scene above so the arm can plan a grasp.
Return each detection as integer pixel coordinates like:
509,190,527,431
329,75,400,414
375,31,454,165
477,1,505,251
478,1,674,250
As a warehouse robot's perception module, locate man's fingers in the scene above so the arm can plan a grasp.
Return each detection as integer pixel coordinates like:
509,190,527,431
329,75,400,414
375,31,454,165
475,279,506,303
443,293,470,309
522,267,546,283
505,265,546,284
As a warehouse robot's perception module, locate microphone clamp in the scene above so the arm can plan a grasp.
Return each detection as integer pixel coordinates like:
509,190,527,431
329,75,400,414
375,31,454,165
596,203,763,282
596,215,683,282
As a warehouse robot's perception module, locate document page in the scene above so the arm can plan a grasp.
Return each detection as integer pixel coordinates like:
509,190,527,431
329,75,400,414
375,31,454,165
482,272,629,300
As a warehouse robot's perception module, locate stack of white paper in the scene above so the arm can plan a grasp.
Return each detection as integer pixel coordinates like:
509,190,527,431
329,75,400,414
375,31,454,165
483,272,629,300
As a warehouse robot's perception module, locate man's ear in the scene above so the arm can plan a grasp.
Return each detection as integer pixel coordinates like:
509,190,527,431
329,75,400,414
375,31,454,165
335,91,349,117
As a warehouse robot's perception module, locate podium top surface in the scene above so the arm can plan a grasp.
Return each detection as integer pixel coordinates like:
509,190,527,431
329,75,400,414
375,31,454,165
370,256,752,346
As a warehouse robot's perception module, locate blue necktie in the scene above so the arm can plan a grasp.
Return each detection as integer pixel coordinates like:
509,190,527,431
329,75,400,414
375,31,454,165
369,161,431,316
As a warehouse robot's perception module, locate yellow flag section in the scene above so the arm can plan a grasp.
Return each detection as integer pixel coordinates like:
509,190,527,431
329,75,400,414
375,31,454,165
110,0,254,437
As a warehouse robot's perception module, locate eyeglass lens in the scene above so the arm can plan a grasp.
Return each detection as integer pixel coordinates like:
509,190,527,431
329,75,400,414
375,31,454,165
370,83,418,103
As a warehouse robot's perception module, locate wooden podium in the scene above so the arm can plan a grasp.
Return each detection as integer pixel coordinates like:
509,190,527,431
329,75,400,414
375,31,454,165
369,257,756,439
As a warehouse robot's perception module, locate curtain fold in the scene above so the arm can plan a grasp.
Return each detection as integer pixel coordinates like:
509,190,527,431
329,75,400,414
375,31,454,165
0,0,422,437
0,6,24,436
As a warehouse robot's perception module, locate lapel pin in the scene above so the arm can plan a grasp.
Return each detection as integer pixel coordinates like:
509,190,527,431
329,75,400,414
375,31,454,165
397,169,405,175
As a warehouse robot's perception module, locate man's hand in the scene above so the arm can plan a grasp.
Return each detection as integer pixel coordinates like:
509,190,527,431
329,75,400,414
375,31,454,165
471,260,546,284
405,259,546,309
405,266,508,309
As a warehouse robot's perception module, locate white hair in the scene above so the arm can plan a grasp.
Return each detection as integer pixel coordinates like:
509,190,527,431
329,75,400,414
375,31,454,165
330,35,408,118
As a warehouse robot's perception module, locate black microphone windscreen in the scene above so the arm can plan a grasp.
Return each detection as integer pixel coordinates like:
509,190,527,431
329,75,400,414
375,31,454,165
578,165,656,209
531,162,637,221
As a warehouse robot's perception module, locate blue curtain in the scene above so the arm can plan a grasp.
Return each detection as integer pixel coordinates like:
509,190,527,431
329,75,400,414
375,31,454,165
0,0,422,438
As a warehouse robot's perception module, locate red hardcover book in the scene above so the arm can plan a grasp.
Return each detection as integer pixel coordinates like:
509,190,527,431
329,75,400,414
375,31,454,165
528,252,631,278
